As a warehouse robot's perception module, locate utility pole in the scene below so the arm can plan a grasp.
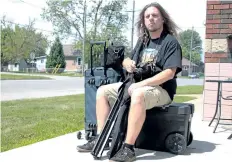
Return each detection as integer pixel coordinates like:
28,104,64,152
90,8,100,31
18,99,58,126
189,26,194,76
131,0,135,49
82,0,86,75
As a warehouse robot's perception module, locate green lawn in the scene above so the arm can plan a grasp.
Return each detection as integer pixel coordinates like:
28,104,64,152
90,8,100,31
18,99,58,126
176,85,203,94
173,95,197,102
7,72,83,77
51,72,83,77
34,72,83,77
1,94,85,152
1,94,196,152
1,74,52,80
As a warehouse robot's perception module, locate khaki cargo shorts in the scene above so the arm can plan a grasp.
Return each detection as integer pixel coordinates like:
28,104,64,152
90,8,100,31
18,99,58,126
97,82,172,110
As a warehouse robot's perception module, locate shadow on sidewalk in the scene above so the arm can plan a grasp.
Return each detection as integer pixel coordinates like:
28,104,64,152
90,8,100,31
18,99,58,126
134,140,218,161
183,140,218,155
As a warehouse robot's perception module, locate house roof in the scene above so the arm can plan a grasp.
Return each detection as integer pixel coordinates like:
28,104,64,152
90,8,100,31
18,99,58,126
182,57,197,66
63,45,81,57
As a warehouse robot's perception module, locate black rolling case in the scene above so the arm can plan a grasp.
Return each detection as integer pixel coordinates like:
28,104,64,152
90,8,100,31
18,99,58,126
135,102,194,155
77,41,124,140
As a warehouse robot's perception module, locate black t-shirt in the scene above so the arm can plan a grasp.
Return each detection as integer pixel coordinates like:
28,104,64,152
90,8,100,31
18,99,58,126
137,33,182,100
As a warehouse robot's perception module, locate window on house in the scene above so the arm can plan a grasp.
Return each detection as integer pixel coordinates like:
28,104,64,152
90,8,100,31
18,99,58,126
78,58,81,65
41,59,44,63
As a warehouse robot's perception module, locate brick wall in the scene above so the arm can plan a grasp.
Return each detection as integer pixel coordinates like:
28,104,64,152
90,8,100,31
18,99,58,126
205,0,232,63
203,0,232,121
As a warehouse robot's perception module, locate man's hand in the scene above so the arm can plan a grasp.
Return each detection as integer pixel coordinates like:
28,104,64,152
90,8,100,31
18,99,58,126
128,83,143,96
122,58,136,73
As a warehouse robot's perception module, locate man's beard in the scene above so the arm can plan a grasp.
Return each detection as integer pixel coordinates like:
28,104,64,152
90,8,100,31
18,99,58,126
146,24,162,33
148,28,158,32
147,27,160,32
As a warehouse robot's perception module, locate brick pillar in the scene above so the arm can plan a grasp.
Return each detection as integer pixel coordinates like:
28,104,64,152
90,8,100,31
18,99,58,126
203,1,232,122
205,0,232,63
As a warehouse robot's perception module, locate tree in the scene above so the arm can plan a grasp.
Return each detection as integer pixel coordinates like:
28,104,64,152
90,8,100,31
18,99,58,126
1,25,15,64
181,46,202,65
41,0,130,66
178,29,202,65
1,16,49,64
46,37,66,73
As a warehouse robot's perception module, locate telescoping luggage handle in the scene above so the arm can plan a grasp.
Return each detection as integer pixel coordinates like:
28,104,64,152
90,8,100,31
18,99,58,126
90,41,107,77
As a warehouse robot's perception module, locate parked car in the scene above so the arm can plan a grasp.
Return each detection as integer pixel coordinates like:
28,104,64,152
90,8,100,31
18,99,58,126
188,73,200,79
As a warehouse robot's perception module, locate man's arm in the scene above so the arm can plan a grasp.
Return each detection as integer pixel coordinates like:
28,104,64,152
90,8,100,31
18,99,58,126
139,68,176,87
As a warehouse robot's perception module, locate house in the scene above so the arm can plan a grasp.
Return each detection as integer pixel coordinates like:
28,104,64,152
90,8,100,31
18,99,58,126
35,56,47,72
8,59,28,72
7,59,36,72
63,44,82,72
34,44,82,72
180,57,199,76
203,1,232,121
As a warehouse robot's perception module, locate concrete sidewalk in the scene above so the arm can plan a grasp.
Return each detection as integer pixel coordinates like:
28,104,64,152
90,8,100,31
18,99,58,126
1,96,232,162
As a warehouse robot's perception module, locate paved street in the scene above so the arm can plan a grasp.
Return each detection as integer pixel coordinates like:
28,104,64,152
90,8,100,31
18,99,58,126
1,73,203,101
176,78,203,86
1,77,84,101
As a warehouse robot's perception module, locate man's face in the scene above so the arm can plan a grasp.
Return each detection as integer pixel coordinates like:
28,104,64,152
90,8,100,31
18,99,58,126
144,6,164,32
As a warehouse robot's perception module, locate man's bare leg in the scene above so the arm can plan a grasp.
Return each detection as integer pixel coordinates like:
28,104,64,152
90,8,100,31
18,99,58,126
124,89,146,145
76,85,115,152
96,87,111,134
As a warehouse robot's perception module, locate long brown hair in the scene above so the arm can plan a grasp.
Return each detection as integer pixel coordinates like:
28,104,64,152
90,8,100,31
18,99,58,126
136,2,179,42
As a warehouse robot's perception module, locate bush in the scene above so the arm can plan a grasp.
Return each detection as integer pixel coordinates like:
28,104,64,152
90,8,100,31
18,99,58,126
46,37,66,73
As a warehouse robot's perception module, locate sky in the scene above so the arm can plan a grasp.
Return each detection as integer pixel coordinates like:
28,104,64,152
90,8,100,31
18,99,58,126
0,0,207,60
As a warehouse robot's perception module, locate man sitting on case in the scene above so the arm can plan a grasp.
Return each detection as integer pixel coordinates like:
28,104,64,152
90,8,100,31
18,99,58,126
77,2,182,161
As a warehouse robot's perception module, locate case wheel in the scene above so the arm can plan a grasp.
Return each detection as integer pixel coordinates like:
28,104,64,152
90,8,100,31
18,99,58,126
165,133,187,155
77,131,82,139
187,132,193,146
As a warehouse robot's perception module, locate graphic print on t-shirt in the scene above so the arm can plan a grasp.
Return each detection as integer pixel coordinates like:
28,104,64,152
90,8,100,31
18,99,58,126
140,48,159,64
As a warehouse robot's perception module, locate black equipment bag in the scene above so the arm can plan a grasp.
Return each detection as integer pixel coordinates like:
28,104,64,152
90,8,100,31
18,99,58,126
101,43,125,70
83,41,124,140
